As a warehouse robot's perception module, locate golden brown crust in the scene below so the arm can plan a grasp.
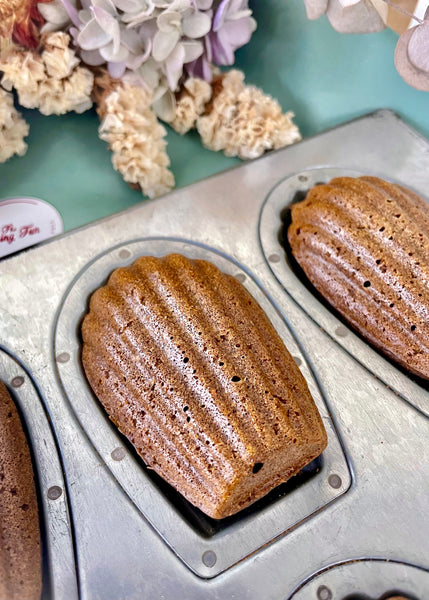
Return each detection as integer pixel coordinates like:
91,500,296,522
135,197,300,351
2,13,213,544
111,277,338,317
82,254,327,518
288,176,429,380
0,381,42,600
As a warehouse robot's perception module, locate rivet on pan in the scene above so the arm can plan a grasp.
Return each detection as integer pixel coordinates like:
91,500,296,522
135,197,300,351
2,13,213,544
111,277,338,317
268,253,280,263
111,447,126,461
293,356,302,366
56,353,70,364
328,474,342,489
119,249,131,259
317,585,332,600
202,550,217,568
335,326,348,338
11,376,24,388
235,273,246,283
47,486,63,501
298,175,308,183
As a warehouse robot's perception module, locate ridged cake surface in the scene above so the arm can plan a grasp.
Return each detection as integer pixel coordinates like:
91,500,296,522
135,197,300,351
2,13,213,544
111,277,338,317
82,253,327,519
288,176,429,379
0,382,42,600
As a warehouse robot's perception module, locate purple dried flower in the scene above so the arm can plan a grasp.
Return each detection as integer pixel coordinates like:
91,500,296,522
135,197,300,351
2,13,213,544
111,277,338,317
187,0,255,80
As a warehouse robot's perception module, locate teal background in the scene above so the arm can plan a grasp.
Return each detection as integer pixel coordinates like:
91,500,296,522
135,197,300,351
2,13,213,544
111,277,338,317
0,0,428,232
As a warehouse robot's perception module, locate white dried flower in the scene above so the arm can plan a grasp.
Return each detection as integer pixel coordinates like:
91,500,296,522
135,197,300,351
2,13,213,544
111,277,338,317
196,70,301,160
38,0,77,33
42,30,81,78
169,76,212,134
0,32,94,115
0,88,29,163
99,82,175,198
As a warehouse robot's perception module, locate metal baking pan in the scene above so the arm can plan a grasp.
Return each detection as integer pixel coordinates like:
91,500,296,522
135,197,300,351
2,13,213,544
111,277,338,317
1,109,428,599
0,350,78,599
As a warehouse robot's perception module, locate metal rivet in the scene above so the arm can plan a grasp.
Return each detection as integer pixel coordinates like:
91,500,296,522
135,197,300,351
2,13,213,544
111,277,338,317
235,273,246,283
293,356,302,366
202,550,217,568
269,253,280,263
111,447,126,461
56,353,70,364
317,585,332,600
335,326,348,338
11,376,24,388
298,175,308,182
119,249,131,259
47,486,63,500
328,474,342,489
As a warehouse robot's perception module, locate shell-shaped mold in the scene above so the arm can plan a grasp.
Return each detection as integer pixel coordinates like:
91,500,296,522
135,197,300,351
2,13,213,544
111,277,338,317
81,253,327,519
288,176,429,380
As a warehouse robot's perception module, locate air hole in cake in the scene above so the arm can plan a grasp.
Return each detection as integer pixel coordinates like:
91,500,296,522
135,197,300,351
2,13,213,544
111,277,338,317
186,416,191,423
219,361,224,366
379,226,385,231
376,259,382,264
363,281,371,287
252,463,263,474
183,357,189,363
390,303,394,308
183,406,189,412
231,376,241,382
411,325,416,331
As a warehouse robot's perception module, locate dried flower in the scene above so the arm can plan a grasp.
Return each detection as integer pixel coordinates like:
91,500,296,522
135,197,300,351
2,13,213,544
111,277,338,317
196,70,301,159
97,78,175,198
0,32,94,115
187,0,256,80
395,6,429,91
0,0,51,49
302,0,385,33
169,76,212,133
0,88,29,162
38,0,77,33
38,0,256,97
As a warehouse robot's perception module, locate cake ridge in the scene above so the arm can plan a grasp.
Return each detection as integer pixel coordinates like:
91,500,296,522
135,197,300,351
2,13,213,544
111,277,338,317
166,256,314,442
110,261,268,455
83,319,244,481
83,349,236,500
132,254,302,446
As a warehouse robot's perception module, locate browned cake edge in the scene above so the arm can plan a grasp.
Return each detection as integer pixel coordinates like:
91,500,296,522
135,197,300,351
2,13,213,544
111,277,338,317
0,381,42,600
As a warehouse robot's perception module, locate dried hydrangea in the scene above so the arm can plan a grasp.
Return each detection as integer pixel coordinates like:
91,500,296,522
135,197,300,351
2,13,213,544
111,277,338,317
37,0,256,102
0,88,29,163
196,70,301,159
38,0,78,34
395,7,429,91
0,32,93,115
97,78,175,198
187,0,257,80
169,76,212,134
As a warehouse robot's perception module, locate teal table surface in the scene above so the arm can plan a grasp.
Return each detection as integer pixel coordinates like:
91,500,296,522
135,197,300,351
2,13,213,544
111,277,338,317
0,0,428,232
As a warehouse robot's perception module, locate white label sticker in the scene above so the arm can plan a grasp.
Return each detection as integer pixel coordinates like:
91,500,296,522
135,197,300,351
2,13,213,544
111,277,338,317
0,197,64,258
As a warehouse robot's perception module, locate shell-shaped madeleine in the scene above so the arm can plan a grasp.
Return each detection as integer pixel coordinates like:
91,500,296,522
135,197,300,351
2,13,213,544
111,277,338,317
81,254,327,519
288,176,429,379
0,382,42,600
